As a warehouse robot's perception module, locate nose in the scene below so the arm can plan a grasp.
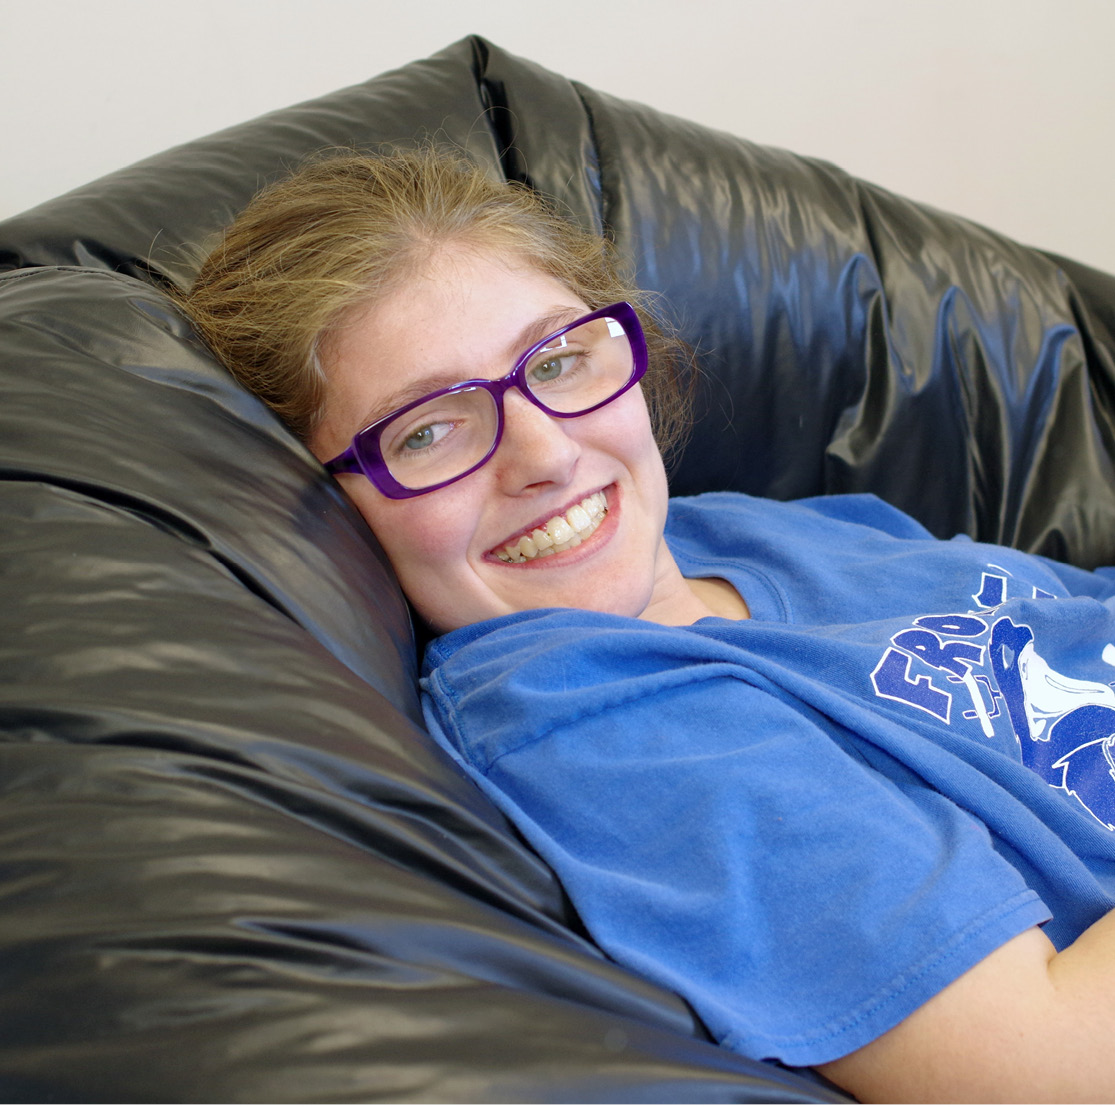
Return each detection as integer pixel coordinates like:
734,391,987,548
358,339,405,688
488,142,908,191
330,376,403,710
492,388,581,493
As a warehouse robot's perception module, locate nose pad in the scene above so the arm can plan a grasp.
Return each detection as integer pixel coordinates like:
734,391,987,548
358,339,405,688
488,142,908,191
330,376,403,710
495,388,580,490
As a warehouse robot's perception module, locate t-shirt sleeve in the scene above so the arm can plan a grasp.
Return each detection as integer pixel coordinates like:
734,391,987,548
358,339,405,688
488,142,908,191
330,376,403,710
421,613,1048,1068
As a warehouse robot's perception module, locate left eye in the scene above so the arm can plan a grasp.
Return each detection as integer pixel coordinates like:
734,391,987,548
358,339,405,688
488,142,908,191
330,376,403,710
530,355,571,384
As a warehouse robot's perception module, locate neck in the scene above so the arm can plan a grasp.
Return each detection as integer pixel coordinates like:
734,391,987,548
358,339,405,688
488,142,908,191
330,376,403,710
638,545,750,625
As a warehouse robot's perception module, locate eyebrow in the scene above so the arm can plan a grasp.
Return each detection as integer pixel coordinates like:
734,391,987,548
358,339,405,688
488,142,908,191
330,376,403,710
350,306,587,431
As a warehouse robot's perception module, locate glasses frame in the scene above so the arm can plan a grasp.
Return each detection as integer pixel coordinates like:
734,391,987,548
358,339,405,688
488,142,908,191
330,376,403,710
324,301,647,499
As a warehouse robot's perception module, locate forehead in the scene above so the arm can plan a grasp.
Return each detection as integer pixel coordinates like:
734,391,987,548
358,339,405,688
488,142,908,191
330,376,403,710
313,249,588,449
343,246,580,340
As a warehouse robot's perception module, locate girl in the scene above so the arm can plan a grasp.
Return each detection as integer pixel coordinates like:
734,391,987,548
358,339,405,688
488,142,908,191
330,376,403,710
183,147,1115,1102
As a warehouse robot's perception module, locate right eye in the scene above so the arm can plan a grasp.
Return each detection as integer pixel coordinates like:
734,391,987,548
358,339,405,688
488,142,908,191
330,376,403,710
403,424,442,451
388,419,453,459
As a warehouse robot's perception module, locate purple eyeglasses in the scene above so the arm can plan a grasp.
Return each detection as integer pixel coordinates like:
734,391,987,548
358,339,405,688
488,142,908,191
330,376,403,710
324,301,647,499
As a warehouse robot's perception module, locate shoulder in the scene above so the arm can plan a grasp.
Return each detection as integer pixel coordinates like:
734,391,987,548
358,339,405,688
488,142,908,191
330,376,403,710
421,608,760,772
665,492,942,620
666,490,935,543
422,608,727,705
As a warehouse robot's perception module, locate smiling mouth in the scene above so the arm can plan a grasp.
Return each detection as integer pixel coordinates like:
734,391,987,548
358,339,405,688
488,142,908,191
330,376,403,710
493,490,609,563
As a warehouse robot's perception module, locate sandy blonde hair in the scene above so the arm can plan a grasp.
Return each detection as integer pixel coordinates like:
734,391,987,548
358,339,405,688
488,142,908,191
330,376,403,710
179,147,693,458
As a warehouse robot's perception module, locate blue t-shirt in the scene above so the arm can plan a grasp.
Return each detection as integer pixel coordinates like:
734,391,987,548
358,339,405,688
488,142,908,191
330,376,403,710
420,492,1115,1067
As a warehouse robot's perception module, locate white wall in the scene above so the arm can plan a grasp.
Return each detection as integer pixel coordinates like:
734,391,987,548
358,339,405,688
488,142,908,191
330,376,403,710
5,0,1114,273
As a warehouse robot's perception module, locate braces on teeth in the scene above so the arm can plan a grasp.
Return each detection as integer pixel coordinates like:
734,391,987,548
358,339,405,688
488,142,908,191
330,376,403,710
495,491,608,563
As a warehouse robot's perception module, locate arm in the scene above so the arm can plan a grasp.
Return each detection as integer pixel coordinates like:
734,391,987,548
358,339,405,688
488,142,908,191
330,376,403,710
818,912,1115,1102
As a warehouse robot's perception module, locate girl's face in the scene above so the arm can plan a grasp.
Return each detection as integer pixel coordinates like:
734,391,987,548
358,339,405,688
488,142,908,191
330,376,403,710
310,246,685,634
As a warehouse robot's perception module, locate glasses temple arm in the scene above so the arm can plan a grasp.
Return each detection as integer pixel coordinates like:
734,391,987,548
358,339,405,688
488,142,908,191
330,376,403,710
324,447,363,476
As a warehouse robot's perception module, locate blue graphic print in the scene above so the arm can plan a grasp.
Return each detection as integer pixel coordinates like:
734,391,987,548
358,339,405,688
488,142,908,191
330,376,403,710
872,566,1115,829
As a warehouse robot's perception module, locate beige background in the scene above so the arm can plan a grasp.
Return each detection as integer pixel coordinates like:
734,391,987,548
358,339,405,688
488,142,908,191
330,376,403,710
4,0,1113,273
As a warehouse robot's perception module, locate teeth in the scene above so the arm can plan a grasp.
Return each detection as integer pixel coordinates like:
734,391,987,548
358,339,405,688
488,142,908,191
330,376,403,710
567,505,591,531
495,491,608,563
547,515,575,545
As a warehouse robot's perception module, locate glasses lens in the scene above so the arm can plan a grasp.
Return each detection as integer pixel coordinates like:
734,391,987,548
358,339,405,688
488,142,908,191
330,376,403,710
524,313,635,414
378,387,499,491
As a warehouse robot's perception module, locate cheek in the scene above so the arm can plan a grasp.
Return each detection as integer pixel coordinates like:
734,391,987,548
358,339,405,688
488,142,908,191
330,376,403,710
347,485,458,563
342,481,479,606
584,387,662,471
